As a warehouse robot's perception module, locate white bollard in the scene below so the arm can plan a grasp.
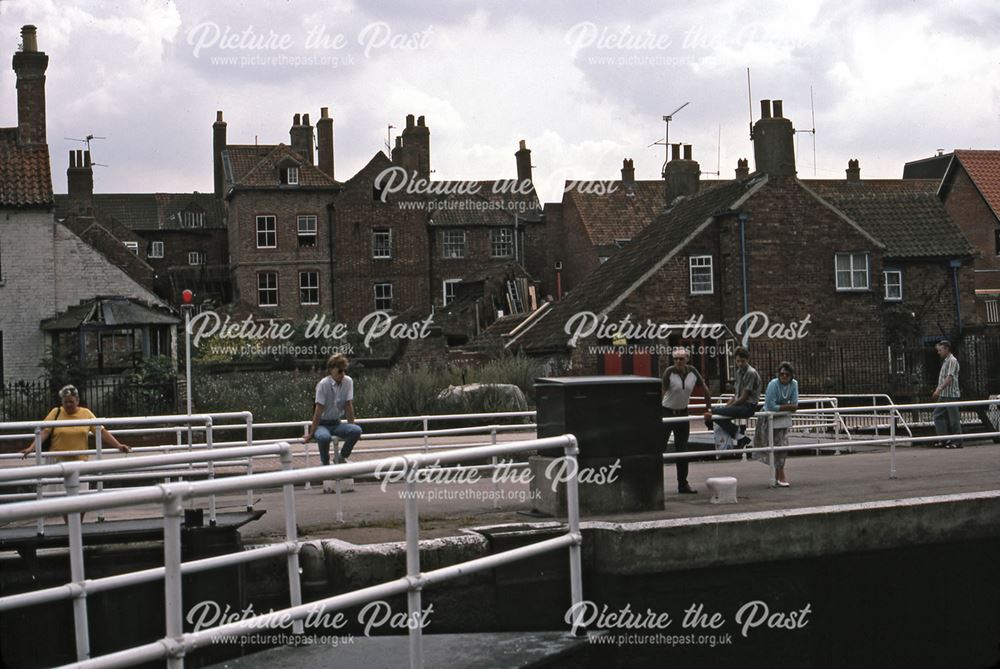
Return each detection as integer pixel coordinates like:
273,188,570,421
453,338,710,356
706,476,738,504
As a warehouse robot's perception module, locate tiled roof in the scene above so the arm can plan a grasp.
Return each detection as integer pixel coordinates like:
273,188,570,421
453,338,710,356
819,191,973,258
0,128,52,207
428,191,523,227
428,180,542,224
54,192,225,230
804,178,938,196
515,178,760,352
953,149,1000,222
223,144,340,190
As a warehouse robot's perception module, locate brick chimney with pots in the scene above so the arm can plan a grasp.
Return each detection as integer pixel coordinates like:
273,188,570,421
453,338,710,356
290,113,314,164
516,139,532,184
735,158,750,179
399,114,430,176
663,143,700,205
213,110,227,197
12,25,49,146
621,158,635,185
316,107,335,180
67,149,94,210
846,158,860,182
752,99,796,176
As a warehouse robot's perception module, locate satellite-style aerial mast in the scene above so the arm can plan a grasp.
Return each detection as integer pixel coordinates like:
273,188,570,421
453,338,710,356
649,102,690,177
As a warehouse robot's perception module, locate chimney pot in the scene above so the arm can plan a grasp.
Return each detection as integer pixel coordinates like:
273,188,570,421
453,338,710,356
293,113,301,126
760,100,772,119
735,158,750,178
519,139,526,150
621,158,636,185
671,143,681,161
321,107,329,119
846,158,861,182
683,144,692,161
406,114,415,128
772,100,783,118
84,150,91,167
69,150,76,168
216,110,224,122
21,25,38,52
303,113,310,126
417,115,425,127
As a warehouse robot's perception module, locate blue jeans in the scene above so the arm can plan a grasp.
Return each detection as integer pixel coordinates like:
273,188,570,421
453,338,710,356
932,400,962,443
315,420,363,465
711,402,758,440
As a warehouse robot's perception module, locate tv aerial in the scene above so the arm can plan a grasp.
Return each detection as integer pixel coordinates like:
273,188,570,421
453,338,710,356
649,101,690,177
65,134,109,167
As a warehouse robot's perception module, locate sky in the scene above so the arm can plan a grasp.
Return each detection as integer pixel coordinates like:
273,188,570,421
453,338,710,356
1,0,998,204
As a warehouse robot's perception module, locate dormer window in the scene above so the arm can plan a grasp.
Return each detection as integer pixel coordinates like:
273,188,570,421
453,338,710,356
286,167,299,185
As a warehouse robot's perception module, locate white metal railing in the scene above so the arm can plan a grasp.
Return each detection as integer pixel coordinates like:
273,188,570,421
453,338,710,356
663,397,1000,486
0,434,583,669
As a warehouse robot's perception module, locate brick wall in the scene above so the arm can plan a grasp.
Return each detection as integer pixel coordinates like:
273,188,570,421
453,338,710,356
228,189,336,321
558,195,601,294
942,165,998,324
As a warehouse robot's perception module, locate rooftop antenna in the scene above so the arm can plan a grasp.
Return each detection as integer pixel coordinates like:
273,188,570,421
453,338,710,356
64,134,108,167
746,68,754,140
648,101,690,176
794,85,818,176
385,124,396,154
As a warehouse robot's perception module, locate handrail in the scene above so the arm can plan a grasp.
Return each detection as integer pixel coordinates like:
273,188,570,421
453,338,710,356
0,435,583,669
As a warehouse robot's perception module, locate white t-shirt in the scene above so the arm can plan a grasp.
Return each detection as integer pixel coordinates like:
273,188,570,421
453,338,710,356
315,375,354,421
661,366,705,410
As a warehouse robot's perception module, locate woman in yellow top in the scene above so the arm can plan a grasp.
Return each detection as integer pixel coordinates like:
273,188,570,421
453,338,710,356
20,385,131,461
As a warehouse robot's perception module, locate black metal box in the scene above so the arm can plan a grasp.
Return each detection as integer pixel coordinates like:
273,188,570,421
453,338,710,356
535,375,663,458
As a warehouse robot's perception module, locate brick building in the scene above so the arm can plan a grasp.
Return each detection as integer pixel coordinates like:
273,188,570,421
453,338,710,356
0,26,176,382
904,150,1000,326
512,100,975,395
218,109,341,320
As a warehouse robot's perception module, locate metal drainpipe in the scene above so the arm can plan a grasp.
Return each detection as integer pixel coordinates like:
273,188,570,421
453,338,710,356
950,259,963,335
739,213,749,320
327,201,337,315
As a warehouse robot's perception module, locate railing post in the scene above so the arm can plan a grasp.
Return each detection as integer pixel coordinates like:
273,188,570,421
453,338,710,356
245,415,255,511
890,411,897,480
206,418,216,526
280,447,304,634
163,491,185,669
95,428,105,522
65,470,91,660
302,424,311,490
768,415,776,488
422,417,429,453
34,427,45,536
404,459,424,669
563,436,584,635
491,428,499,509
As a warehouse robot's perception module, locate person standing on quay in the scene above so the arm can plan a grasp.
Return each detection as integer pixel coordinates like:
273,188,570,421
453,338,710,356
305,354,363,464
932,340,962,449
662,347,714,494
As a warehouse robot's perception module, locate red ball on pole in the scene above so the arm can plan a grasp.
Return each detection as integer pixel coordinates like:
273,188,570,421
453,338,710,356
181,289,193,304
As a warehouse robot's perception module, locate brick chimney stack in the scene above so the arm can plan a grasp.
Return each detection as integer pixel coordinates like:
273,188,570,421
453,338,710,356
290,113,314,164
400,114,430,176
663,143,700,205
316,107,335,180
621,158,635,185
752,99,796,176
12,25,49,146
846,158,860,182
213,110,227,197
67,149,94,209
735,158,750,179
515,139,533,184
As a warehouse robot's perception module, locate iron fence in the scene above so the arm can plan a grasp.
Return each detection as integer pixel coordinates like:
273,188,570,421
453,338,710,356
0,377,177,422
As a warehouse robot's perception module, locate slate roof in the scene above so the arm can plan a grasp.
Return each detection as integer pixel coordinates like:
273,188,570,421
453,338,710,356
515,177,761,352
951,150,1000,222
41,296,178,331
430,180,542,223
54,192,225,230
0,128,52,207
222,144,340,191
805,178,939,196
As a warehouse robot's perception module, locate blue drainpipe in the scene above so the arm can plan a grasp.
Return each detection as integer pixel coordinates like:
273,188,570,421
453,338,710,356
739,213,749,320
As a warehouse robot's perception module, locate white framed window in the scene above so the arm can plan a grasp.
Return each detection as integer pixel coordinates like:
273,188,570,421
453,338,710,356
443,279,461,306
256,215,277,248
491,227,513,258
258,272,278,307
987,300,1000,324
299,271,319,305
298,215,317,247
689,255,714,294
149,241,164,258
883,270,903,301
443,230,466,258
287,167,299,185
123,241,139,255
835,252,870,291
374,282,393,311
373,229,392,259
183,210,205,228
188,251,203,266
888,345,907,374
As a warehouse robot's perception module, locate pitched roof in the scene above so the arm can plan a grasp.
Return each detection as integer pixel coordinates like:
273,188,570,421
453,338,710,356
430,180,542,223
0,128,52,207
41,296,178,331
805,178,939,196
223,144,340,190
952,149,1000,222
515,178,762,352
53,192,225,230
59,216,156,291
